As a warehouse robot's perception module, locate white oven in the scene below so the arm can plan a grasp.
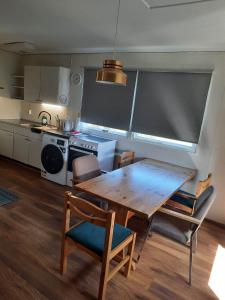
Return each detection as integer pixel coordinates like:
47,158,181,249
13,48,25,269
67,134,116,186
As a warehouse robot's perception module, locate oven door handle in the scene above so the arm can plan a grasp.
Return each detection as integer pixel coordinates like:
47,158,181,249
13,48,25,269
70,147,94,155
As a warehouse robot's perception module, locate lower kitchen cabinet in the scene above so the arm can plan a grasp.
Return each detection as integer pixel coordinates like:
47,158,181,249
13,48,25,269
13,133,30,164
29,133,42,169
0,129,14,158
0,123,42,169
13,132,42,168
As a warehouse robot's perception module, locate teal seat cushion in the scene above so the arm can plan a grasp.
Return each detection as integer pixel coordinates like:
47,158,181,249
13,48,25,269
66,221,132,256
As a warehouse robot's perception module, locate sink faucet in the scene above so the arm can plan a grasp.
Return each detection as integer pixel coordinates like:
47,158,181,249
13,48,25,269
38,111,52,126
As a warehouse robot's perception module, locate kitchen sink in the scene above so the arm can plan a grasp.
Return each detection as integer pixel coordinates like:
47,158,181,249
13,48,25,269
20,123,57,129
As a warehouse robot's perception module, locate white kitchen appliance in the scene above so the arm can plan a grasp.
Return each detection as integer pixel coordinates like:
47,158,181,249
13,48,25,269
62,118,73,132
41,133,69,185
67,134,116,187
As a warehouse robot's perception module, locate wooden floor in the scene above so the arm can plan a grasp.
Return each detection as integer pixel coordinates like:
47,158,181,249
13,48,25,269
0,157,224,300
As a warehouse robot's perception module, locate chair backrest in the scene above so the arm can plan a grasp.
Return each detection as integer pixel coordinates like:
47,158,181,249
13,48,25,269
64,191,115,254
117,151,135,168
195,173,212,198
192,186,215,229
72,155,102,184
193,185,214,215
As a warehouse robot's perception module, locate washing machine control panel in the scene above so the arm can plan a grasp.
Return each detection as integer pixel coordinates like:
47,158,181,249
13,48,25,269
57,139,65,146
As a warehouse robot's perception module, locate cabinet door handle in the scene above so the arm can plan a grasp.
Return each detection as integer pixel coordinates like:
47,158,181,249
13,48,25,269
25,138,30,141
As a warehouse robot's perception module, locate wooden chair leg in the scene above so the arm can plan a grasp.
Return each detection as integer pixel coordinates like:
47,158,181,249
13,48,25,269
60,237,68,275
98,259,110,300
124,233,136,277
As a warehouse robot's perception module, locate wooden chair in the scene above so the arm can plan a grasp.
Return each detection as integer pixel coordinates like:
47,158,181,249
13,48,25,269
150,185,214,285
115,151,135,169
60,191,136,300
164,173,212,215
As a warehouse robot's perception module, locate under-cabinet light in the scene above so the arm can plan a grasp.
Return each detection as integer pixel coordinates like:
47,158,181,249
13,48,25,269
41,103,63,109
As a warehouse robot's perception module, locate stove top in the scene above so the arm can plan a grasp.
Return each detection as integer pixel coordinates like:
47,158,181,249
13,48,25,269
69,133,112,145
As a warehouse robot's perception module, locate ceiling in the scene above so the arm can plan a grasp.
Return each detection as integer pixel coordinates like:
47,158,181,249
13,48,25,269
0,0,225,53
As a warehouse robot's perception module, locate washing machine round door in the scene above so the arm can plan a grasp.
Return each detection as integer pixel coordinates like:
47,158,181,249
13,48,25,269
41,144,64,174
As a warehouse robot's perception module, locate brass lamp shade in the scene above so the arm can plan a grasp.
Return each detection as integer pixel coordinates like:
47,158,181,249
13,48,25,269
96,59,127,86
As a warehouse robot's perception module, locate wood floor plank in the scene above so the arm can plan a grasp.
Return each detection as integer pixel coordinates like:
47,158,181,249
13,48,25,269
0,260,48,300
0,157,223,299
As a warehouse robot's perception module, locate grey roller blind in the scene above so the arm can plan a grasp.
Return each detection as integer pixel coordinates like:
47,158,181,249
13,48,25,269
81,69,136,130
132,71,212,143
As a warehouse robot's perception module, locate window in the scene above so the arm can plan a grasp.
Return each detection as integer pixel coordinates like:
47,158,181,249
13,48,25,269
132,71,212,144
80,68,212,151
81,69,137,131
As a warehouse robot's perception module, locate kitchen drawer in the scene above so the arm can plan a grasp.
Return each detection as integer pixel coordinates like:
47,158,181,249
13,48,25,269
0,122,14,133
13,126,30,136
29,131,42,141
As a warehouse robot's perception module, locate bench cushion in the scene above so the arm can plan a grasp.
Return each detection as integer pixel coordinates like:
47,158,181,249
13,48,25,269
66,221,132,256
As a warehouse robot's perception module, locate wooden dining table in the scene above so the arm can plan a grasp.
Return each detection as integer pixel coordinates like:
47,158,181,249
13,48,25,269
75,158,196,265
75,158,196,226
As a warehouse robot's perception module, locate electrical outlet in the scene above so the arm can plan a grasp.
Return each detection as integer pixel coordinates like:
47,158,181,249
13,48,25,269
28,109,32,115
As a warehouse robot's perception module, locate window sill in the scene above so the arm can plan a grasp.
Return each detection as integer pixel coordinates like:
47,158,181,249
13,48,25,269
132,136,197,153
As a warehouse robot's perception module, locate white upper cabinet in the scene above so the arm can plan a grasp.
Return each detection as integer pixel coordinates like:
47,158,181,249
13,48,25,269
40,66,58,104
24,66,41,102
24,66,70,106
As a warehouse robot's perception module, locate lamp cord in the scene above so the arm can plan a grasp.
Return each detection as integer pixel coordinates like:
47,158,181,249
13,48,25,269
113,0,121,59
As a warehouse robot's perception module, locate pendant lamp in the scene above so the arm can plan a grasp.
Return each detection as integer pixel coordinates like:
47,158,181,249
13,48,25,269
96,0,127,86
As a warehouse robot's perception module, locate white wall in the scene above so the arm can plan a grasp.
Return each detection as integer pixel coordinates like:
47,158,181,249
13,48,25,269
0,50,22,119
22,52,225,224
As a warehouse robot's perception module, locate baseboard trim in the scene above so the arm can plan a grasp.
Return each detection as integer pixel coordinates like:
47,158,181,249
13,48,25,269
205,218,225,229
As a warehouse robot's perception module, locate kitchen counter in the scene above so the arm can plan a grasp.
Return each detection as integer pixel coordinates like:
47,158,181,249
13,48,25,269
0,119,74,139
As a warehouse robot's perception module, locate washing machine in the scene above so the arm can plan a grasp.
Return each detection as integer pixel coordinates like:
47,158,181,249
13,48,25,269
41,133,69,185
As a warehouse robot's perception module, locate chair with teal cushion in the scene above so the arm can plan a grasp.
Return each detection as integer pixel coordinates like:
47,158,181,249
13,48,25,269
60,191,136,300
66,221,132,256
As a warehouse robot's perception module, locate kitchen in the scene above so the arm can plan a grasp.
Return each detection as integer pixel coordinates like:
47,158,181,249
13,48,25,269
0,1,225,300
